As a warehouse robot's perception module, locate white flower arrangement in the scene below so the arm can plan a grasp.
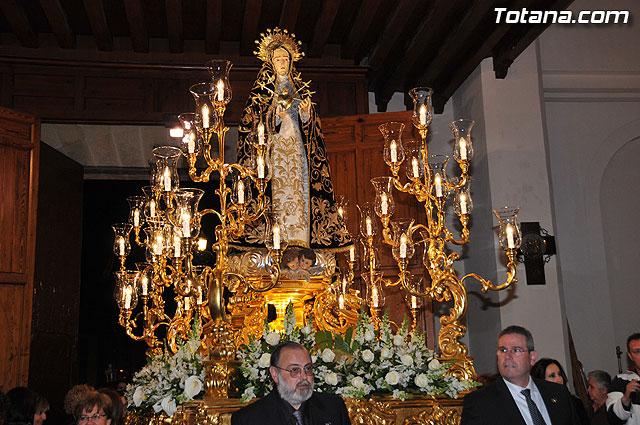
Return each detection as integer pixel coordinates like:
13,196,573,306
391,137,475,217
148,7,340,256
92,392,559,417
237,305,478,402
125,320,206,417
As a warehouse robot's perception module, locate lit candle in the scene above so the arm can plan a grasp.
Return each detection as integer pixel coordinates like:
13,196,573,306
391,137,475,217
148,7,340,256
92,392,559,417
257,122,265,145
366,217,372,236
411,296,417,309
202,104,210,128
141,276,148,296
337,206,344,218
434,174,443,197
506,224,515,249
216,80,224,102
163,167,171,192
342,277,347,294
133,209,140,227
118,237,126,256
419,105,427,126
338,293,345,310
273,224,280,250
124,287,131,310
197,238,207,251
150,199,156,217
257,156,265,178
459,137,468,160
381,194,388,215
412,157,419,178
197,287,203,305
184,297,190,311
390,140,398,163
237,180,245,204
349,246,355,262
182,213,191,237
399,234,407,258
460,194,468,214
174,235,181,257
187,133,195,154
371,286,379,308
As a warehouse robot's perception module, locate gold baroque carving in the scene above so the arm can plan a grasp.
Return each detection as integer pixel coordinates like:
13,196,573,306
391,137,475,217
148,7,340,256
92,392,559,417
403,402,461,425
345,398,396,425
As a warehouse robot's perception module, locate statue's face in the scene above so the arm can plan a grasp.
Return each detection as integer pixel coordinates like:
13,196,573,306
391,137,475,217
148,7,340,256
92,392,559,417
272,47,290,76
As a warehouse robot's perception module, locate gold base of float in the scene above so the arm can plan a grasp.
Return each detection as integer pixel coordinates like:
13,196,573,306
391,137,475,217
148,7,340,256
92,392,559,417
126,396,464,425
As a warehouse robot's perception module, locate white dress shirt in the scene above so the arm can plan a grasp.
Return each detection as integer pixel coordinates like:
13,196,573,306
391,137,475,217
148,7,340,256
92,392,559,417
503,377,554,425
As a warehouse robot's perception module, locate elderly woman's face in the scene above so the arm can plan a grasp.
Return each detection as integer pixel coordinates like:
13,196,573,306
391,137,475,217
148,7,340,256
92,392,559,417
77,406,111,425
272,48,290,76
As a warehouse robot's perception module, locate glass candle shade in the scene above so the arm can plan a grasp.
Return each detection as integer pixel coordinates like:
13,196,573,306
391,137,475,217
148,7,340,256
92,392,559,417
135,262,153,296
409,87,433,130
357,202,378,237
205,59,233,104
371,176,395,218
112,223,132,257
363,272,385,308
127,196,146,228
450,119,475,161
427,155,450,198
402,273,425,309
453,178,474,215
391,219,416,261
231,176,251,206
264,213,288,252
335,195,349,224
404,140,424,180
152,146,181,193
114,270,140,310
142,186,161,219
172,188,204,239
178,113,203,155
380,122,406,166
493,206,521,250
189,83,218,129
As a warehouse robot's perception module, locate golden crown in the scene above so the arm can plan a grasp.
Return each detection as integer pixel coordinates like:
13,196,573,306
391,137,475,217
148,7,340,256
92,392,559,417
254,27,304,64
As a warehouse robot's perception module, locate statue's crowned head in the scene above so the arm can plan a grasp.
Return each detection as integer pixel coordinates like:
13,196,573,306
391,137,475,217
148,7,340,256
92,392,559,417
254,27,304,76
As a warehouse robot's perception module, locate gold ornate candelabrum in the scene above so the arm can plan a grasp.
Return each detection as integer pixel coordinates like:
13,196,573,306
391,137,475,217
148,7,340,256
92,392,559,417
358,87,522,380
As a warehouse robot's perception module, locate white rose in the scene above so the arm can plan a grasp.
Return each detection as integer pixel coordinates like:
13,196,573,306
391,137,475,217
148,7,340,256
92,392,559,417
132,387,144,407
428,358,441,370
393,334,405,346
258,353,271,368
362,349,375,362
321,348,335,363
400,354,413,366
385,371,400,386
364,329,375,342
161,396,177,417
380,347,392,359
325,372,339,386
414,373,429,388
301,325,312,335
351,376,365,389
265,331,281,346
184,376,203,399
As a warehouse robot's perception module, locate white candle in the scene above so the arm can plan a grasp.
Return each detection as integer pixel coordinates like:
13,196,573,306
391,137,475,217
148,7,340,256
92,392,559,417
163,167,171,192
141,276,148,296
434,174,443,197
366,217,372,236
216,80,224,101
337,207,344,218
237,180,245,204
124,287,131,309
174,235,181,257
460,194,468,214
459,137,467,160
202,104,210,128
411,296,417,309
118,237,125,256
182,213,191,237
150,199,156,217
257,122,265,145
133,210,140,227
338,293,345,310
197,287,203,305
419,105,427,126
184,297,190,311
371,286,379,308
342,277,347,294
273,224,280,250
390,140,397,163
349,246,355,262
399,235,407,258
412,157,419,178
506,224,515,249
257,156,265,178
381,194,388,215
187,133,195,154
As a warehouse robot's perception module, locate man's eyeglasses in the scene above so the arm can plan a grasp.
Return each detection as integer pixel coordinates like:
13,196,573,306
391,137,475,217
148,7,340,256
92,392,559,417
497,347,529,356
274,364,314,378
77,414,106,424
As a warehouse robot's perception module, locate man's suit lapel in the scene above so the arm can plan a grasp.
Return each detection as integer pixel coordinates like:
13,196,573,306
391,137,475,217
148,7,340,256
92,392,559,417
536,379,563,425
494,378,527,425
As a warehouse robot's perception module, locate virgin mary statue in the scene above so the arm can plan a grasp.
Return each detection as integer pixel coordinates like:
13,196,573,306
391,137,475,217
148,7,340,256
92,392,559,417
234,28,351,252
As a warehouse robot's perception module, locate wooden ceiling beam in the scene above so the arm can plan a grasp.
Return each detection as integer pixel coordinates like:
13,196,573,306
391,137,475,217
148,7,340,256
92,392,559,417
241,0,262,56
205,0,222,54
123,0,148,52
82,0,113,51
39,0,75,48
165,0,183,53
342,0,384,60
308,0,342,58
368,0,418,70
279,0,302,32
0,0,38,48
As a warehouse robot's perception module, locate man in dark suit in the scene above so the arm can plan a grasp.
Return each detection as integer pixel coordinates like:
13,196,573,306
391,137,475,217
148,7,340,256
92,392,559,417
461,325,580,425
231,341,351,425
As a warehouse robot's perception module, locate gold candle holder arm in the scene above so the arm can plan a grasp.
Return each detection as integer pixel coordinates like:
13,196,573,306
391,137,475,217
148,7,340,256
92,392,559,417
443,215,471,245
461,249,518,292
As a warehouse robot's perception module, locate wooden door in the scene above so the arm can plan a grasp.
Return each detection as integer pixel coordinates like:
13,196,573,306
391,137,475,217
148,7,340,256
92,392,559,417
0,107,40,389
322,111,435,349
